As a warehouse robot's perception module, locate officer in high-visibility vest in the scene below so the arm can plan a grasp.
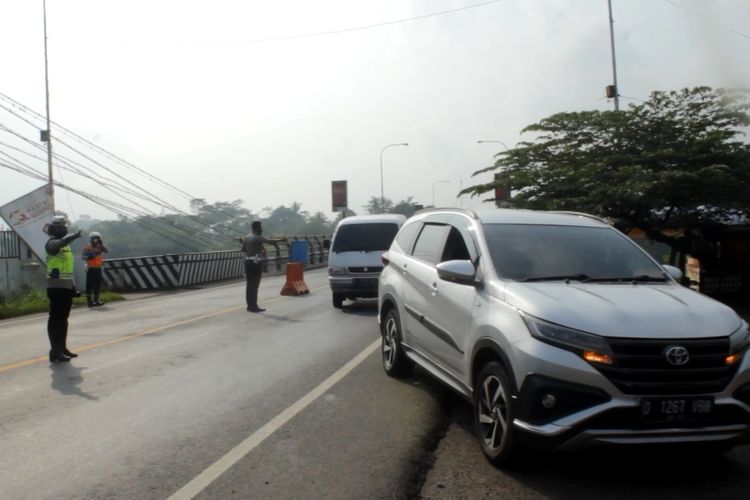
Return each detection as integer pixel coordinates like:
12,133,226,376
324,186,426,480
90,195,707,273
45,216,82,362
82,231,108,307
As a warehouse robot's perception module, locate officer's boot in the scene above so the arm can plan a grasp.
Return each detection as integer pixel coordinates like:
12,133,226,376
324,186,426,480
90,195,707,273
86,294,94,308
94,294,104,306
61,328,77,358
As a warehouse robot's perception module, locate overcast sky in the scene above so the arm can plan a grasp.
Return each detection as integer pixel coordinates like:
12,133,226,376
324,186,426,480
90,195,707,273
1,0,748,227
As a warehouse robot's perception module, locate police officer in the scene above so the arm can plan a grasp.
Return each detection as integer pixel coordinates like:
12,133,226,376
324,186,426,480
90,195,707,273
240,221,284,312
45,216,82,362
82,231,108,307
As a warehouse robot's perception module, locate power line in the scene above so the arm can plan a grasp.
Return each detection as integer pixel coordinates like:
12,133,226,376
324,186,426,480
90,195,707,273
0,157,221,250
0,102,247,241
663,0,750,41
0,94,250,236
215,0,503,45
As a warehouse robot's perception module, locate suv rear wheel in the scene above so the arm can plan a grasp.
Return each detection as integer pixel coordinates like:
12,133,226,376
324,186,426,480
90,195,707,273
474,361,519,466
381,307,412,377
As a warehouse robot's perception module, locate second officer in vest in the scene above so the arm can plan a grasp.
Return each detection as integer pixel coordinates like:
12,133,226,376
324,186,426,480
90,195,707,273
82,231,108,307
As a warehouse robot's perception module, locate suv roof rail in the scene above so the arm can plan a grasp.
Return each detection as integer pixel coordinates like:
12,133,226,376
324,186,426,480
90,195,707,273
547,211,609,224
413,207,479,219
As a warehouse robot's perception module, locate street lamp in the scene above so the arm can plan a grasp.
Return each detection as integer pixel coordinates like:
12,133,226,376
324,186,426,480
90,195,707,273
477,140,508,150
432,180,450,207
380,143,409,211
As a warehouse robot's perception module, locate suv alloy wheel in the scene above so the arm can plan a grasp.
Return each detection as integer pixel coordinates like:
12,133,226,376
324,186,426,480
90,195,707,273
474,361,519,465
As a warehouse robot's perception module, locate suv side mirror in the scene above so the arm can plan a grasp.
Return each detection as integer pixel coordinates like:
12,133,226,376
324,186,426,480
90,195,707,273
437,260,477,286
323,239,331,250
662,264,683,281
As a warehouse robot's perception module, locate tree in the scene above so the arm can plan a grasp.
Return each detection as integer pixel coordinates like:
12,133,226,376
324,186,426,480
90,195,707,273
364,196,422,216
391,197,421,217
363,196,394,214
462,87,750,265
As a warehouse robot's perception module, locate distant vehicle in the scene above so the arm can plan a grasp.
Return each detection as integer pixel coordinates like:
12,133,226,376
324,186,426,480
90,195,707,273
326,214,406,308
378,208,750,466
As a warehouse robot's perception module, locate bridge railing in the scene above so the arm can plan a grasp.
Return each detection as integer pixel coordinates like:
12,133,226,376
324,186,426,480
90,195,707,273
102,235,330,292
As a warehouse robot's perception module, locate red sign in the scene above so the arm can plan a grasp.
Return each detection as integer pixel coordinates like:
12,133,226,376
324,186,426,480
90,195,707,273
331,180,348,211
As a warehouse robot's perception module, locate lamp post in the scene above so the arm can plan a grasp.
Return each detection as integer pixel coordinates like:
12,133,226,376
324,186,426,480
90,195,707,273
607,0,620,111
477,139,508,150
43,0,54,210
432,180,450,207
380,143,408,211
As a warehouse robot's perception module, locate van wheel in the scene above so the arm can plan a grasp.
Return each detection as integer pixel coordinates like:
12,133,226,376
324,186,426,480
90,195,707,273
332,293,344,309
381,308,412,377
474,361,520,467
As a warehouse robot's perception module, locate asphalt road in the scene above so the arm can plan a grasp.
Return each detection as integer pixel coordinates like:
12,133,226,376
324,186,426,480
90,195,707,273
2,270,750,499
0,270,447,499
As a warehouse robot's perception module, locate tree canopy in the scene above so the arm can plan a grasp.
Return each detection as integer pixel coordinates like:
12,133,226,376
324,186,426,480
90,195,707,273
363,196,422,217
463,87,750,263
72,200,336,258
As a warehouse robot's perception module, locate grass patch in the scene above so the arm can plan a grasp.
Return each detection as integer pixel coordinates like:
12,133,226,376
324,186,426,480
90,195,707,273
0,288,124,320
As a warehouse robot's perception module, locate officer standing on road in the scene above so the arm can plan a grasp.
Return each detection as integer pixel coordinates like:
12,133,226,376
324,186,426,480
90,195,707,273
45,216,82,362
82,231,108,307
240,221,284,312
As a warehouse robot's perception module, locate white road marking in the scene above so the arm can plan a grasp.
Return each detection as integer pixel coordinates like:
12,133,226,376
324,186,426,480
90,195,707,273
167,338,381,500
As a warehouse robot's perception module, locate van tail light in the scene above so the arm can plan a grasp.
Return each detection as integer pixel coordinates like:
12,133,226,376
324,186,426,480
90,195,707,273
381,252,390,266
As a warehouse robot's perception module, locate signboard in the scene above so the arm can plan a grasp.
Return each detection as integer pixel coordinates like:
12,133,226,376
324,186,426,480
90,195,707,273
0,184,54,261
494,173,509,207
331,180,348,212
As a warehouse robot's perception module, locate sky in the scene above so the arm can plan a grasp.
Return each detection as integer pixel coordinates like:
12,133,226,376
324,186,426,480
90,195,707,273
1,0,749,228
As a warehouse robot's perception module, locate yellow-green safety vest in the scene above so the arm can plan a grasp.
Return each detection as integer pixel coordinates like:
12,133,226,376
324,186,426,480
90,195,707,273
47,245,74,280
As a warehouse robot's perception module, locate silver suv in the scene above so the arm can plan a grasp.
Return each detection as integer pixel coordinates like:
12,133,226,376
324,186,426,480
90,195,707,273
378,208,750,465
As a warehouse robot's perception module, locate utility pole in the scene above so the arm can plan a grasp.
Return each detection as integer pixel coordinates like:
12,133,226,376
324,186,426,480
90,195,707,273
43,0,55,210
607,0,620,111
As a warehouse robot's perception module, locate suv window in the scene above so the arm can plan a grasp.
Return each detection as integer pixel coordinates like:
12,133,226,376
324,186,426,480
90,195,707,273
441,227,471,262
392,221,421,254
412,224,449,264
332,223,400,252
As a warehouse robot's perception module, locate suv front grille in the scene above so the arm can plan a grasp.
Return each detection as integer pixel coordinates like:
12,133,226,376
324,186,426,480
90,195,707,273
594,337,738,395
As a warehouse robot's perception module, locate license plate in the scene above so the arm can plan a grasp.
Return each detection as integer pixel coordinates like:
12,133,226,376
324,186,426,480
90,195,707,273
354,278,377,288
640,396,714,423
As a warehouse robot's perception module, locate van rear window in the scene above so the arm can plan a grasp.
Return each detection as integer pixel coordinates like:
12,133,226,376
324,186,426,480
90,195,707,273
332,223,400,252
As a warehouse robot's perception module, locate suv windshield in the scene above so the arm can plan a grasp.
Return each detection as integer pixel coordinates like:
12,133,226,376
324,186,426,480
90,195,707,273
483,224,665,282
332,223,400,253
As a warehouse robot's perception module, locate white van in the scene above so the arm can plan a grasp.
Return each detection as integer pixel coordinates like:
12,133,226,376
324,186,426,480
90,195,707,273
326,214,406,308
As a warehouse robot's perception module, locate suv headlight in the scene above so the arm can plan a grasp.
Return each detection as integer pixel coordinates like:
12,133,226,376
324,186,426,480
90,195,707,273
328,267,348,275
522,314,614,365
729,322,750,355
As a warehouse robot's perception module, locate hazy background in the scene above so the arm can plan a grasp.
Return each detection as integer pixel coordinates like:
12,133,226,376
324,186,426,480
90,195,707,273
1,0,748,225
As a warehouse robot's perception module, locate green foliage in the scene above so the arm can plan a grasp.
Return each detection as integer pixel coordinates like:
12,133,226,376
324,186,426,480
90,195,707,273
77,200,336,258
0,289,124,319
364,196,422,216
463,87,750,260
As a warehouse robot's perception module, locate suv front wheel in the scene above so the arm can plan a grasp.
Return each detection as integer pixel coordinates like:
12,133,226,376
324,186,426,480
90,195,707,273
474,361,520,466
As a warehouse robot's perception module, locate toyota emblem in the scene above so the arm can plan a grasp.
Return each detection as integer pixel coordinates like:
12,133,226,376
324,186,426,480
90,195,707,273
664,345,690,366
364,267,368,272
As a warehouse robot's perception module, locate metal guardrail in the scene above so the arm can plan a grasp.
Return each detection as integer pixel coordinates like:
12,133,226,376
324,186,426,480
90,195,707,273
102,235,330,292
0,231,21,259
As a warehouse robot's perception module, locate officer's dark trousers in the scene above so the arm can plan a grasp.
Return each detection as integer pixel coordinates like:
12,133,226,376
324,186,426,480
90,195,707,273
245,261,263,309
47,288,74,353
86,267,103,300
